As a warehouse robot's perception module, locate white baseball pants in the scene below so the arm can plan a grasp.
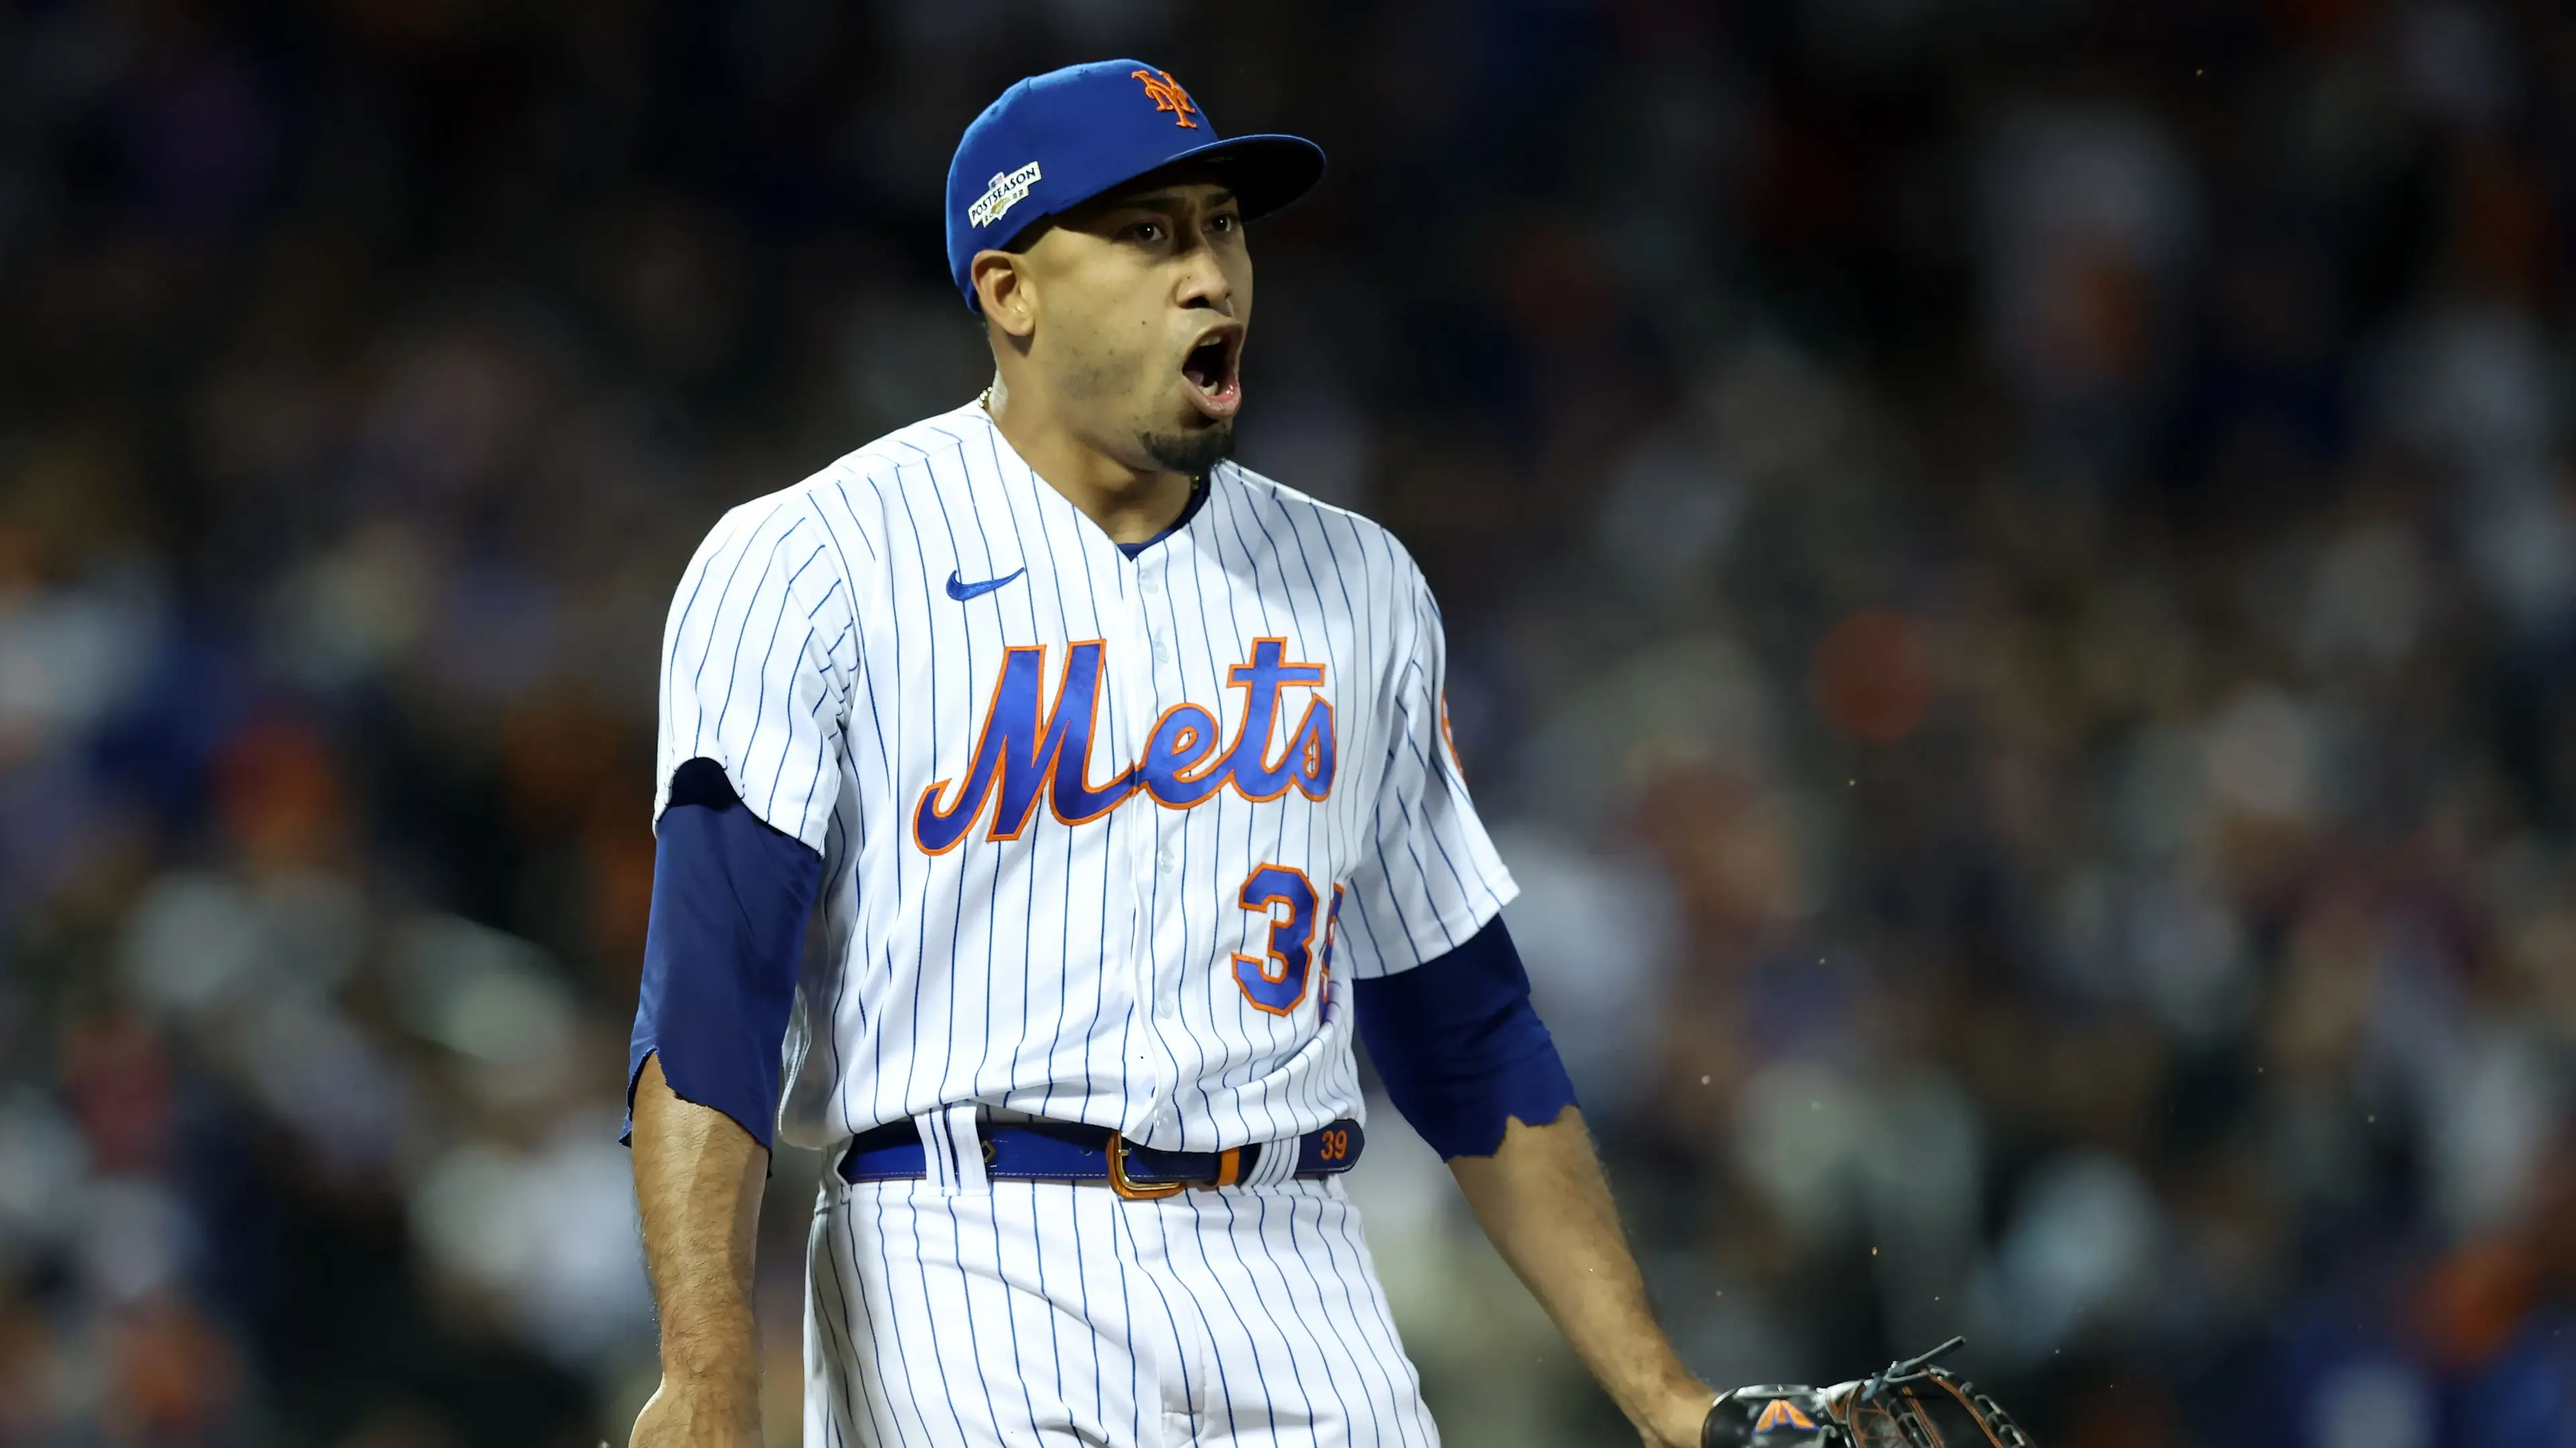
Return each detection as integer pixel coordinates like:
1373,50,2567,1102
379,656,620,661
804,1170,1441,1447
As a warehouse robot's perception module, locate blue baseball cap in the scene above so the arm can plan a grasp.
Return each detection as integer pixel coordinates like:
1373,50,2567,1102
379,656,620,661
945,60,1326,311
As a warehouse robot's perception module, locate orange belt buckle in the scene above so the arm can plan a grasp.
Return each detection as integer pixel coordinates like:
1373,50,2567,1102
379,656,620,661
1106,1133,1187,1200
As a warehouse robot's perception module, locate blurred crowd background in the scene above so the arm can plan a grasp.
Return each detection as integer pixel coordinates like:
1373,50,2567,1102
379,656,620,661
5,0,2575,1443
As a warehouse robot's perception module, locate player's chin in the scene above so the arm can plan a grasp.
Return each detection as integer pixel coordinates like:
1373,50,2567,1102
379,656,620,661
1140,415,1235,476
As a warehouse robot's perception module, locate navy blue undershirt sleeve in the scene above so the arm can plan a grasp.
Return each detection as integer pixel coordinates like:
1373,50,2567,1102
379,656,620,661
1352,917,1578,1160
625,757,823,1152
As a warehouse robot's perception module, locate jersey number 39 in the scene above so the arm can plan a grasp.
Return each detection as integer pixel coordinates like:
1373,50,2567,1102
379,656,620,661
1231,865,1344,1017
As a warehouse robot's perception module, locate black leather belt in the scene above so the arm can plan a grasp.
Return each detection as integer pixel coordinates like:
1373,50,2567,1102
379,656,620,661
837,1117,1364,1199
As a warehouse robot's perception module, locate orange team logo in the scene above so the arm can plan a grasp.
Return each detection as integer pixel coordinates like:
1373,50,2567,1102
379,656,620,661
1754,1399,1818,1433
1132,68,1200,128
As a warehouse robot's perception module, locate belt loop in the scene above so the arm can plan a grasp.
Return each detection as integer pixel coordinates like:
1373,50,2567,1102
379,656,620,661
916,1105,989,1196
1242,1135,1299,1187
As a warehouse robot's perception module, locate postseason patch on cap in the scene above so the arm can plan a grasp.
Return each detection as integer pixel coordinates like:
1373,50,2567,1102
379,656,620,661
968,162,1043,230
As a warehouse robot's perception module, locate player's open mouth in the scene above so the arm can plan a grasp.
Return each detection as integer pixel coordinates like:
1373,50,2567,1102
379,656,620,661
1181,327,1242,419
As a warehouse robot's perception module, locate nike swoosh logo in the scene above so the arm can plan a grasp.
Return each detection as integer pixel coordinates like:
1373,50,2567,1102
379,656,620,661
945,567,1025,602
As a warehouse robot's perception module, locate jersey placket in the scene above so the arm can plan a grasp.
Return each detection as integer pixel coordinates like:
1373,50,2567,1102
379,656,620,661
1117,539,1183,1144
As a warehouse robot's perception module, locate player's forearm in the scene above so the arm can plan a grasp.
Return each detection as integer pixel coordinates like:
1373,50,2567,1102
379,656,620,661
631,1051,768,1418
1449,1107,1712,1445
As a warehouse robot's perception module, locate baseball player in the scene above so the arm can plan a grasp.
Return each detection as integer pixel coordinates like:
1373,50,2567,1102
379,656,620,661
624,60,1719,1447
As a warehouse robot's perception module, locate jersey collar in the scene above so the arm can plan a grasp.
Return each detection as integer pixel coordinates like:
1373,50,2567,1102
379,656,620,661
1117,469,1210,559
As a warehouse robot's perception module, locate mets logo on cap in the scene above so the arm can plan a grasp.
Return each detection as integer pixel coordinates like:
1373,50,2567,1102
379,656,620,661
1132,67,1199,128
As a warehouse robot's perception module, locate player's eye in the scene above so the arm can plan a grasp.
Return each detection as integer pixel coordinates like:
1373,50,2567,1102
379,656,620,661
1208,212,1238,235
1124,219,1166,244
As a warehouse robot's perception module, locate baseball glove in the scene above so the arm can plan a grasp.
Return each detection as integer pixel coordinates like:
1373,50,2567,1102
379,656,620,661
1701,1337,2034,1448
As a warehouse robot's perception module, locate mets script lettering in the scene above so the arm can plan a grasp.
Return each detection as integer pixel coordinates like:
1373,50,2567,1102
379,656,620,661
913,638,1335,853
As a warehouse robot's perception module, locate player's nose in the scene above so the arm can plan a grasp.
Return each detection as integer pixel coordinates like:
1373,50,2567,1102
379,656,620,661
1174,238,1234,315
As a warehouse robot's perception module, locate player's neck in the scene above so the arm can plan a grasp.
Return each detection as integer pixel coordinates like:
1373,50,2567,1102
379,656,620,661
981,378,1195,546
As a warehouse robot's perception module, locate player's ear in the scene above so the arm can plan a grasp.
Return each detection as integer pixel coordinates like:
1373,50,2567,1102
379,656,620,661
973,251,1037,340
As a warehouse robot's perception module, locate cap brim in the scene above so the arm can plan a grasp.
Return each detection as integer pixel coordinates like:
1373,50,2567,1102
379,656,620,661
1004,134,1327,250
1161,133,1328,222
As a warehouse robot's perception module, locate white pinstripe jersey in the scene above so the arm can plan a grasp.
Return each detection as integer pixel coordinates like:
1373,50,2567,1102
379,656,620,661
655,398,1516,1154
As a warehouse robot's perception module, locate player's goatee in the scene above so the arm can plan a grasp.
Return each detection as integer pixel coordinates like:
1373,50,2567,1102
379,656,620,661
1142,419,1235,476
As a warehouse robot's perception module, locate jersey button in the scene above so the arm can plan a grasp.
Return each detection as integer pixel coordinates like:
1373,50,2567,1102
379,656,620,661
1150,638,1171,665
1141,571,1162,595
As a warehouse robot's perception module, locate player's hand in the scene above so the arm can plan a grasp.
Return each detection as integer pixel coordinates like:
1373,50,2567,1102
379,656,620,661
627,1378,761,1448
